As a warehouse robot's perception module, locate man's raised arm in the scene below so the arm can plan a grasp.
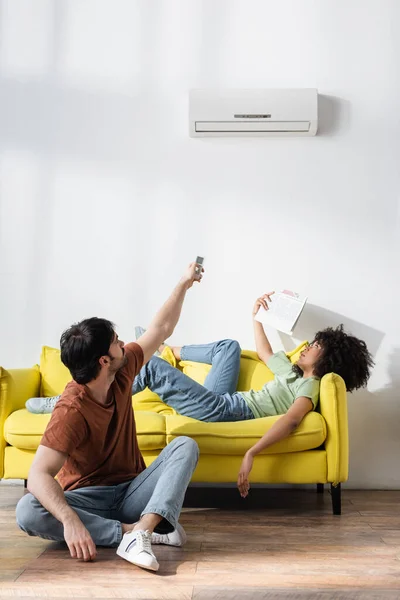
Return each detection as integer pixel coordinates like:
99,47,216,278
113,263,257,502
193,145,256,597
136,262,204,365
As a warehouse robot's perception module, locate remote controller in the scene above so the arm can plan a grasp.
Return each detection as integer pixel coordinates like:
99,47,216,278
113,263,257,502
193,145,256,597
195,256,204,275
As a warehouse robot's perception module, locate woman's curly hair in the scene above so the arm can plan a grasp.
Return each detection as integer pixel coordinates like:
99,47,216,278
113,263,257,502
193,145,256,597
293,324,374,392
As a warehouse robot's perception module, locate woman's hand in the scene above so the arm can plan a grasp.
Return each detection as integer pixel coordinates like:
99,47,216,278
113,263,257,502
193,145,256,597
252,292,275,317
237,451,254,498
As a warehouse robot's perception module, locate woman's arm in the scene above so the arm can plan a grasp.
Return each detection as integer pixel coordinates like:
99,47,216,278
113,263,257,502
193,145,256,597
237,396,313,497
252,292,275,363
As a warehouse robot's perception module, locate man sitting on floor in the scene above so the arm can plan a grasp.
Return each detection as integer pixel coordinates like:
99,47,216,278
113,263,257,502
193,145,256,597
16,262,204,573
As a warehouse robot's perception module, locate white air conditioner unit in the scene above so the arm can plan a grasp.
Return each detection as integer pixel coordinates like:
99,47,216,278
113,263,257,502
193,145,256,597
189,89,318,137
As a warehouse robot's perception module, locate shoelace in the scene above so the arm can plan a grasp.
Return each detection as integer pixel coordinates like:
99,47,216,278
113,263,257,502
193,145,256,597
152,531,167,543
45,396,59,409
135,530,153,554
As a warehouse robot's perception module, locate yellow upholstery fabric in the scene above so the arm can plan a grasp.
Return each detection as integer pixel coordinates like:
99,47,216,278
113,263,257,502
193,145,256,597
3,446,37,479
132,389,177,415
0,341,348,486
180,352,274,392
287,343,307,364
3,446,162,479
3,445,327,484
189,450,327,484
4,405,326,456
237,352,274,391
166,411,326,455
4,411,51,450
319,373,348,484
0,367,41,478
4,409,166,452
0,367,40,413
179,360,212,383
39,346,71,397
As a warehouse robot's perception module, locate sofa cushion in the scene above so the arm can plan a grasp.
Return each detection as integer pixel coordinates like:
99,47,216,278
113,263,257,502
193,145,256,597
166,411,326,455
4,409,166,451
178,350,276,390
39,346,71,397
237,351,275,391
4,411,51,450
132,389,177,415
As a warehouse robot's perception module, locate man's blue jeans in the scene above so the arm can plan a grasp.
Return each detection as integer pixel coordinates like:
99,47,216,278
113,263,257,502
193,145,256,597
16,436,199,547
132,339,254,422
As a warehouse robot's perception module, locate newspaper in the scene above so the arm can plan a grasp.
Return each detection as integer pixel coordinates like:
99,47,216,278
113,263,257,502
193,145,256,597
254,289,307,335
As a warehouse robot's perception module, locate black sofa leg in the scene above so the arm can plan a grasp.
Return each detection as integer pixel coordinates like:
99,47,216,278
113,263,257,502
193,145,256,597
330,483,341,515
24,479,27,489
317,483,324,494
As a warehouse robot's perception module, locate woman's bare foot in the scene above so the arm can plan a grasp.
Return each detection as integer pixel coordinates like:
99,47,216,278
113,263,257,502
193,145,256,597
159,344,182,360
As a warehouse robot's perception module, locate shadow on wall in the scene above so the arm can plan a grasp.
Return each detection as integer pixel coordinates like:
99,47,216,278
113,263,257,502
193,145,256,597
347,347,400,488
280,303,400,488
318,94,352,136
279,303,384,356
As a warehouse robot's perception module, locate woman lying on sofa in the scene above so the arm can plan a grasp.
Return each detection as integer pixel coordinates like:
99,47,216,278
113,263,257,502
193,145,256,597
26,292,373,498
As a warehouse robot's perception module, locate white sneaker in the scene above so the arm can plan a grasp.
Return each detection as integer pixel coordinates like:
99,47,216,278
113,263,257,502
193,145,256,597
26,395,60,414
116,529,159,572
151,522,187,547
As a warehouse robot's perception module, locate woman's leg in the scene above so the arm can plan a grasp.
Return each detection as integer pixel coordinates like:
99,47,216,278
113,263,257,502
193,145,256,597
179,339,241,394
132,356,251,422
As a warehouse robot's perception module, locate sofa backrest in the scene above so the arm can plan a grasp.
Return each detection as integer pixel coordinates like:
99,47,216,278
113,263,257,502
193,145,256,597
39,346,71,397
37,342,308,415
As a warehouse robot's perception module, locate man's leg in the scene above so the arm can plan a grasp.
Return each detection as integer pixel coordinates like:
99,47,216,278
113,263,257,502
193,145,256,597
16,485,123,547
114,437,198,570
132,355,245,421
115,436,199,534
179,339,241,394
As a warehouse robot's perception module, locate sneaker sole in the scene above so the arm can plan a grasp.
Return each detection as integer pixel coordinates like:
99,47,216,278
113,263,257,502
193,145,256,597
175,522,187,546
116,547,159,572
152,522,187,547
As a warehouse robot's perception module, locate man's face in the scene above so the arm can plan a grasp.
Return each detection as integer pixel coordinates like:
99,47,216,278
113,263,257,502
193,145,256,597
107,332,128,373
296,340,323,372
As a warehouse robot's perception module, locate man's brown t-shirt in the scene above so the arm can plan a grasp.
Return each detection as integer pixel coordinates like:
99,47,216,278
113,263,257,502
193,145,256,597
40,342,145,491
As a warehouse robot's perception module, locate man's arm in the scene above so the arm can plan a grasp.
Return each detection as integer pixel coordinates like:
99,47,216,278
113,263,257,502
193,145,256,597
136,262,203,365
252,292,275,363
28,445,97,561
237,396,313,497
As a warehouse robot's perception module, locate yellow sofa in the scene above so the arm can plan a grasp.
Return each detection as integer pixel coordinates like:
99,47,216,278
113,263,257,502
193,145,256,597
0,342,348,514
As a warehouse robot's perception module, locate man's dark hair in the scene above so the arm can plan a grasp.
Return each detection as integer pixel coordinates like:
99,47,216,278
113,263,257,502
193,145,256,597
293,324,374,392
60,317,115,384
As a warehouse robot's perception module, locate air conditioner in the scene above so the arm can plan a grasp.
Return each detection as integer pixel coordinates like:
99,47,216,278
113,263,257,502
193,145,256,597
189,89,318,137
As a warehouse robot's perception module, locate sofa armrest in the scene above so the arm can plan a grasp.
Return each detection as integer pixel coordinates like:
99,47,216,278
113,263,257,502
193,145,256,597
0,366,41,477
319,372,348,484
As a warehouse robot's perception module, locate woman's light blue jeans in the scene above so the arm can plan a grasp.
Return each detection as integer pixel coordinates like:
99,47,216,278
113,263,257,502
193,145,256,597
132,339,254,422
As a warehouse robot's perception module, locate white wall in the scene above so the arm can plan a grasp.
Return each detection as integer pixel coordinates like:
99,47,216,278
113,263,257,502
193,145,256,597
0,0,399,488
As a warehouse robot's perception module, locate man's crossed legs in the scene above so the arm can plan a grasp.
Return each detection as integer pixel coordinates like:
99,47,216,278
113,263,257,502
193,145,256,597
16,436,198,571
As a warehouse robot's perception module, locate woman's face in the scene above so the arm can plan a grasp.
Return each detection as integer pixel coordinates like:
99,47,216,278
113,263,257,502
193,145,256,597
296,341,323,372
